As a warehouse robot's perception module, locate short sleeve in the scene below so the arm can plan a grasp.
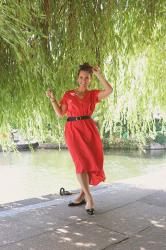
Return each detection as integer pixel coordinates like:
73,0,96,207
91,89,101,104
59,92,68,106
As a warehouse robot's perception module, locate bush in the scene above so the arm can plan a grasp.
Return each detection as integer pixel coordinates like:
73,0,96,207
154,133,166,145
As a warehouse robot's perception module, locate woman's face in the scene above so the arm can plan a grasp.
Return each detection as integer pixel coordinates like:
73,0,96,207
77,70,91,88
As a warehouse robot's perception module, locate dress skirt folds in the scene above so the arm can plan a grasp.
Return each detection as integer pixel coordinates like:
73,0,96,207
60,89,105,186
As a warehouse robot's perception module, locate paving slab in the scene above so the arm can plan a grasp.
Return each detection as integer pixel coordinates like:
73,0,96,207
93,183,155,213
0,207,67,246
140,190,166,208
105,226,166,250
88,200,166,236
0,220,127,250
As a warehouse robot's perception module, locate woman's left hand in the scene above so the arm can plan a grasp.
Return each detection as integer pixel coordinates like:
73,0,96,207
92,66,103,78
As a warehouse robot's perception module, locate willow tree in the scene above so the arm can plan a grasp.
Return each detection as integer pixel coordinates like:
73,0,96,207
0,0,166,150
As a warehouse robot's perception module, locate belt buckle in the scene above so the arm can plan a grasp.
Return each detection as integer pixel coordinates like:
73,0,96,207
76,116,81,120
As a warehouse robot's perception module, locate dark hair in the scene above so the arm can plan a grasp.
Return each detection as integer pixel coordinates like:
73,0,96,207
78,62,93,76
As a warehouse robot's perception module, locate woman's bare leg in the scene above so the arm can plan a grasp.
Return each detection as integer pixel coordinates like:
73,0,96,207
74,190,85,203
77,173,94,209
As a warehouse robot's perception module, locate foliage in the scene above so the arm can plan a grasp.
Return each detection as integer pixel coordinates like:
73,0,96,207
0,0,166,149
154,133,166,145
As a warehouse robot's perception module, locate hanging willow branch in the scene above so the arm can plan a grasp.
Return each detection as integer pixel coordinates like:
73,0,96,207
0,0,166,149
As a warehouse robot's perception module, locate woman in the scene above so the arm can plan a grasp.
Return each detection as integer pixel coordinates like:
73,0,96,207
46,63,113,215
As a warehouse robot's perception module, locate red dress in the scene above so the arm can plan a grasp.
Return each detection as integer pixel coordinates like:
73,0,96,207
60,89,105,186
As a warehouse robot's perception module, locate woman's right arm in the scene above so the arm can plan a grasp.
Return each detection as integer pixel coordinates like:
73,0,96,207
46,89,67,117
51,99,67,117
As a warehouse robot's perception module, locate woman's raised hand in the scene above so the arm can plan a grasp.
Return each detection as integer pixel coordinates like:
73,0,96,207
46,88,55,101
92,66,102,78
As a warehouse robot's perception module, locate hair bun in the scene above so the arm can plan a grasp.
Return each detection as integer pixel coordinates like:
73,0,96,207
77,62,93,76
79,62,92,69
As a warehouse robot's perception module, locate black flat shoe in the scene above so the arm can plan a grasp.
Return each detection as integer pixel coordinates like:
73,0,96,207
86,208,95,215
68,199,86,207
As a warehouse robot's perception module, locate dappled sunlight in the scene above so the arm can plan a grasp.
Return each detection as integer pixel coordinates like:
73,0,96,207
73,232,83,236
57,228,68,233
52,220,122,248
0,180,166,249
60,237,72,242
75,242,97,247
150,220,166,228
69,216,82,221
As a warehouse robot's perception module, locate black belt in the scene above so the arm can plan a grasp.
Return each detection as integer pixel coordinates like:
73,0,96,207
67,116,91,121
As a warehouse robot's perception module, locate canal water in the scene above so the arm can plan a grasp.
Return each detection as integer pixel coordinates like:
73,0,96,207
0,149,166,204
